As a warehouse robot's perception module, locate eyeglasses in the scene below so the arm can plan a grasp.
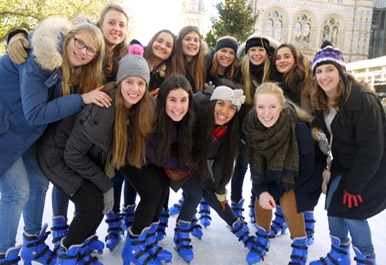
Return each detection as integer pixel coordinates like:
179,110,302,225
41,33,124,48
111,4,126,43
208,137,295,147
73,38,98,57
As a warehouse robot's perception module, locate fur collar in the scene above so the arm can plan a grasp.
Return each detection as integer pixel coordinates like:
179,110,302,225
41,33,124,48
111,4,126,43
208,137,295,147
31,16,71,71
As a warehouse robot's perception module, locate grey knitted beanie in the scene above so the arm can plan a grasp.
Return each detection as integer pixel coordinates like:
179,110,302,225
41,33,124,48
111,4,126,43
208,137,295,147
116,53,150,87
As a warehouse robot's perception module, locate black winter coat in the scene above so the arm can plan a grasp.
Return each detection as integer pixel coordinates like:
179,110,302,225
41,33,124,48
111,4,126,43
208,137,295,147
313,83,386,219
38,97,114,196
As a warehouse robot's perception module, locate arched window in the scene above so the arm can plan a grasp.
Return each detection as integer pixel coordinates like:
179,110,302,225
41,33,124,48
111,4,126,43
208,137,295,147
322,17,340,46
266,10,283,42
294,14,312,45
267,19,273,37
295,22,302,42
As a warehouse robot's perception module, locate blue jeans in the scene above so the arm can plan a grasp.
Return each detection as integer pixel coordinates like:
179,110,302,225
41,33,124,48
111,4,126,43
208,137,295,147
0,143,49,252
52,186,71,218
326,175,374,256
328,216,374,256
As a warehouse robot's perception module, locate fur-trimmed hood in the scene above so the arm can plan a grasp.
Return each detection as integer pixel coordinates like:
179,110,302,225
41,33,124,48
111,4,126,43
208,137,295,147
31,16,71,71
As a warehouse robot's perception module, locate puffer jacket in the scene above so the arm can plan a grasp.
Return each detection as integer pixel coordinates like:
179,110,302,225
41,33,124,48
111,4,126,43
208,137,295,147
0,17,85,176
38,92,116,196
61,94,115,195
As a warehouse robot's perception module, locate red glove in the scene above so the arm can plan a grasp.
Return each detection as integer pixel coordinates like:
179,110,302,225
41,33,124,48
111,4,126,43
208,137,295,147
343,189,363,208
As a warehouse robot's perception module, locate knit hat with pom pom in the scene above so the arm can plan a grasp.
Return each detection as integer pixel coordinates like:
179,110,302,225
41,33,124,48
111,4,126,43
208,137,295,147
116,44,149,86
312,40,346,76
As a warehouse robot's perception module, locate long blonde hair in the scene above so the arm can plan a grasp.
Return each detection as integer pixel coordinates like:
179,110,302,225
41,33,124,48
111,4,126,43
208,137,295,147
240,51,271,105
61,23,105,96
210,36,239,80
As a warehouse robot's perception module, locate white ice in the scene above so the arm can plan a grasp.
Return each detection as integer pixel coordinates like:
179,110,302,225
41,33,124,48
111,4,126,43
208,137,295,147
16,173,386,265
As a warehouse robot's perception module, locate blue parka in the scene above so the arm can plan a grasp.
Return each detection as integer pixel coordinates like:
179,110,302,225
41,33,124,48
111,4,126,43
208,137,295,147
0,17,85,176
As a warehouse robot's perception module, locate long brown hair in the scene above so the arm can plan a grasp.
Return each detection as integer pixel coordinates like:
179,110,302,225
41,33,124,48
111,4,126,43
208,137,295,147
154,74,196,168
97,3,129,81
144,29,176,77
61,22,105,96
171,25,206,92
271,44,310,88
110,83,155,169
311,71,356,115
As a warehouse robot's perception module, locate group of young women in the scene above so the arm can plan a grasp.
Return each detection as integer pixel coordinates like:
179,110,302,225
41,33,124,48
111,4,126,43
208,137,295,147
0,2,385,265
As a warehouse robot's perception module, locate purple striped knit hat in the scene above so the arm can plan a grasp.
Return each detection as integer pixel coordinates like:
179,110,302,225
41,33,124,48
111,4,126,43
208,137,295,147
312,40,346,76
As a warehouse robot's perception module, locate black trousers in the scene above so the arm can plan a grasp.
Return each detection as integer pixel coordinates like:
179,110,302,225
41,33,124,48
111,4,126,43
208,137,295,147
179,176,237,227
121,164,170,235
64,180,104,247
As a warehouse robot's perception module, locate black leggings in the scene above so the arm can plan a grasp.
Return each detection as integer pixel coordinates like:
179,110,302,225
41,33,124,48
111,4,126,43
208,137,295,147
63,180,104,247
179,177,237,227
121,164,170,235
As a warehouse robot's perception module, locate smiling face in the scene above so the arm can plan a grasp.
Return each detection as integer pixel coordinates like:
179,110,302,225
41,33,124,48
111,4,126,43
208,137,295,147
66,33,97,67
165,88,189,121
216,47,236,71
255,93,283,128
213,99,237,126
315,63,340,99
120,76,146,108
152,31,174,64
99,9,128,48
181,31,201,62
248,46,267,66
275,47,295,74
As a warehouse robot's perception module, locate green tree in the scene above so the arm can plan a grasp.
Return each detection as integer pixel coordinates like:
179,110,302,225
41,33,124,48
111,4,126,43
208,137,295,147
204,0,259,49
0,0,130,54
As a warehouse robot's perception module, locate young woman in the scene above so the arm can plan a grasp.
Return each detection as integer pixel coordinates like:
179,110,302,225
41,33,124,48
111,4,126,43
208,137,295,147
0,17,108,265
169,35,240,229
242,82,316,264
120,74,195,265
205,35,239,85
268,43,316,243
48,52,154,264
170,25,206,92
116,30,177,242
170,82,264,265
232,35,276,224
4,3,130,252
270,43,312,112
309,41,386,265
144,29,176,92
96,2,129,82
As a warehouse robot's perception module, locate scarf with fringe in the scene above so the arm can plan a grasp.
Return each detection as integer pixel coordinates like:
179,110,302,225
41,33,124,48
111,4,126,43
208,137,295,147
242,103,299,190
